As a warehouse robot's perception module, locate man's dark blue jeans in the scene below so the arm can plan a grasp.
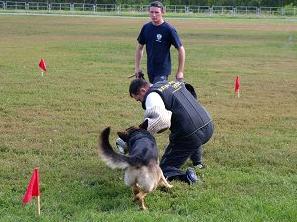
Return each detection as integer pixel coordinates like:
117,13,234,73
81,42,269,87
151,75,168,84
160,121,214,182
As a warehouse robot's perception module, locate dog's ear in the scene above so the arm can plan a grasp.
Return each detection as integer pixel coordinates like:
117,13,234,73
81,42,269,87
117,131,129,142
139,119,148,130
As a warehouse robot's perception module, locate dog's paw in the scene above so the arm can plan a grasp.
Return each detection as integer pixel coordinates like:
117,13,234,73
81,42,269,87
140,205,148,211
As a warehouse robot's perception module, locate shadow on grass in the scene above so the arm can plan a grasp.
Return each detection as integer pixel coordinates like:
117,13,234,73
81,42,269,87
87,177,134,212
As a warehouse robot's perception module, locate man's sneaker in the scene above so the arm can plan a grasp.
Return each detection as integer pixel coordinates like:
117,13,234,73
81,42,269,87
193,163,206,169
186,167,198,185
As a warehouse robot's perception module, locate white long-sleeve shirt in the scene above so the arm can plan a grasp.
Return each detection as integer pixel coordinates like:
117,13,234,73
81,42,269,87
144,92,172,134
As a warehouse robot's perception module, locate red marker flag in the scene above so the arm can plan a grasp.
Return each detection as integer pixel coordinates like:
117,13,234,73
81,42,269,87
38,59,46,72
23,168,41,215
234,76,240,97
38,59,47,76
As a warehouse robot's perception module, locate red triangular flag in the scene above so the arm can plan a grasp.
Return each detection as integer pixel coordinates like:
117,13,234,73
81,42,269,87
234,76,240,94
22,168,40,205
38,59,47,72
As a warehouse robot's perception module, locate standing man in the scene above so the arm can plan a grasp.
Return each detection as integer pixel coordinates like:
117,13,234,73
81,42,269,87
129,79,214,185
135,1,185,83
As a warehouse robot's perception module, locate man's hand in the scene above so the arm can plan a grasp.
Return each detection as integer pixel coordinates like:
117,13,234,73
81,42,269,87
135,71,145,79
128,71,145,79
176,71,184,81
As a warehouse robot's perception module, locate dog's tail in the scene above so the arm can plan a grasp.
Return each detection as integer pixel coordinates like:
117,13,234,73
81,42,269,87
98,127,130,169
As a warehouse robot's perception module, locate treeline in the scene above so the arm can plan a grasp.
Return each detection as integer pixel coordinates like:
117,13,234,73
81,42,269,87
15,0,297,7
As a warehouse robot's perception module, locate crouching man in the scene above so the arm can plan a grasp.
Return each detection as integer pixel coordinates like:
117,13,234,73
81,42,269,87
129,79,214,185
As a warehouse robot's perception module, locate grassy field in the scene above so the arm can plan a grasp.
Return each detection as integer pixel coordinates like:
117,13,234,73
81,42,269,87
0,15,297,221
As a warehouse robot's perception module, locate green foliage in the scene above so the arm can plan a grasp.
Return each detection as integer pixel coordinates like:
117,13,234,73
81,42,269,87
0,15,297,221
10,0,297,7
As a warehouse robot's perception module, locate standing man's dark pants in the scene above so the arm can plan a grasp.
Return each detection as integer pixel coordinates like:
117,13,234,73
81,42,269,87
160,122,214,181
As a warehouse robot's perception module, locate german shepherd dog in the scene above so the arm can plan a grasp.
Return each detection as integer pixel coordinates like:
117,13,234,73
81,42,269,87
98,121,172,210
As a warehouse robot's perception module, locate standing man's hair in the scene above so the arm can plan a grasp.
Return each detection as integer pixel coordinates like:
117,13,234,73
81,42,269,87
129,79,148,97
150,1,164,10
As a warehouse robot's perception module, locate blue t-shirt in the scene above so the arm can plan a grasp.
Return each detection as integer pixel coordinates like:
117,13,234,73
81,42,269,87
137,22,182,83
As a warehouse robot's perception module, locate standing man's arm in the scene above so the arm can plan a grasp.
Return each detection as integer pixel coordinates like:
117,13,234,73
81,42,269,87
176,45,185,81
135,44,145,76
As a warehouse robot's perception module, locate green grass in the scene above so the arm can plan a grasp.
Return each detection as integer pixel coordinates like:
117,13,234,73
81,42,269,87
0,15,297,221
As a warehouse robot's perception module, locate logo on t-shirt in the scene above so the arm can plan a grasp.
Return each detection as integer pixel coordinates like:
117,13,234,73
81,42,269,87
156,34,162,42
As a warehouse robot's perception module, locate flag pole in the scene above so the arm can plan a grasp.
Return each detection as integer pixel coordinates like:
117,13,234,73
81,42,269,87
37,195,41,216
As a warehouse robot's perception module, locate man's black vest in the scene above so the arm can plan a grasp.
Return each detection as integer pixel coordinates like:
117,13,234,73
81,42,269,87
142,81,212,139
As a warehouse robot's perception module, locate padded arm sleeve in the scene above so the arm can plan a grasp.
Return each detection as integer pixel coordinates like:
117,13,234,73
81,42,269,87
144,106,172,135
